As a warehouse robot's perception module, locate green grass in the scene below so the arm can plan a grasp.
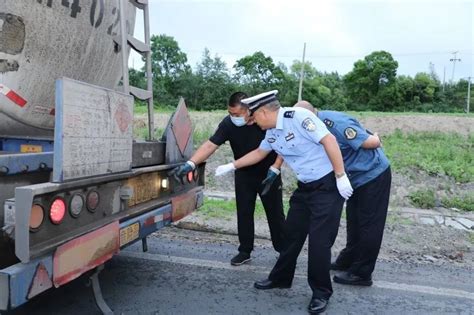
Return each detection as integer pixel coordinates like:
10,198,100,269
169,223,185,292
199,198,422,227
408,189,436,209
134,104,176,115
383,131,474,183
198,197,290,219
386,213,414,225
442,195,474,212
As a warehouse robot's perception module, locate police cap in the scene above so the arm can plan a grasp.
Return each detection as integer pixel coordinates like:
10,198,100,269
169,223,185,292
241,90,279,114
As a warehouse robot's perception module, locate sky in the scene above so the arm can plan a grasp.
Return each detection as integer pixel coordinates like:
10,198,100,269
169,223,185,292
130,0,473,82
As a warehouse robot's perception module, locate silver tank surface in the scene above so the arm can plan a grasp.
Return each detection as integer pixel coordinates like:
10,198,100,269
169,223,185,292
0,0,136,138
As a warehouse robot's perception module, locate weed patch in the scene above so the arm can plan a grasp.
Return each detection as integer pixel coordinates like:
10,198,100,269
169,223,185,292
442,195,474,212
383,131,474,183
408,189,436,209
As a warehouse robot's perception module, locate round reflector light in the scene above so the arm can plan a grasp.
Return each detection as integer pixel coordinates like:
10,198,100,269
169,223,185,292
87,191,100,212
50,198,66,224
70,194,84,217
187,171,193,183
30,204,44,231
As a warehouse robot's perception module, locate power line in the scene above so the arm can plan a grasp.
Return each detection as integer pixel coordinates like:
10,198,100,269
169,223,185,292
450,51,461,82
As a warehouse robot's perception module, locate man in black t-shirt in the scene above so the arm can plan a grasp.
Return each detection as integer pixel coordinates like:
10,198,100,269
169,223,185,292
170,92,286,266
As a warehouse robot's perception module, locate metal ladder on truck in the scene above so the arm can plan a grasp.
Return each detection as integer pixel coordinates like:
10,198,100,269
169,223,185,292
89,1,155,314
119,0,155,141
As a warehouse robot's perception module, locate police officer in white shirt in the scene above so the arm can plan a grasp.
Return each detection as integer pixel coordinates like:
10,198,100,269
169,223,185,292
215,91,353,314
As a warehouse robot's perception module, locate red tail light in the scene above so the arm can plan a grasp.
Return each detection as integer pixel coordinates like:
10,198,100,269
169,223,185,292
187,171,193,183
50,198,66,224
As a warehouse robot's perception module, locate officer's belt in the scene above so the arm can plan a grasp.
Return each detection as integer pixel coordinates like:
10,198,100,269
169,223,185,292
297,172,335,191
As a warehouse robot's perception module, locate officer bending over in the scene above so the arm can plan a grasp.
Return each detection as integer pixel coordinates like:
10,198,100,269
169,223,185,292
295,101,391,287
170,92,286,266
215,91,353,314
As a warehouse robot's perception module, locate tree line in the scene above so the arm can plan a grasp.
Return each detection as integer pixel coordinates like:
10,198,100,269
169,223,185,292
129,34,471,112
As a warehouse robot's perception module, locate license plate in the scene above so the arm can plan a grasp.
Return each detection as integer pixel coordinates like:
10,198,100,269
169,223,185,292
120,222,140,247
20,144,42,153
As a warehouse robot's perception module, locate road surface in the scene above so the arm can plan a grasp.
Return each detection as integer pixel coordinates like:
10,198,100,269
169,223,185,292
6,226,474,315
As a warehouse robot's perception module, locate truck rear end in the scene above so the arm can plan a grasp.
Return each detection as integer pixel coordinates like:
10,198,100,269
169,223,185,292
1,0,204,311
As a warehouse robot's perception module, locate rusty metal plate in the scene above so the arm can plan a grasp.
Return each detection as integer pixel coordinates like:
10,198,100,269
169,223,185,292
53,222,119,287
171,100,192,156
53,78,134,182
171,187,201,222
126,172,161,207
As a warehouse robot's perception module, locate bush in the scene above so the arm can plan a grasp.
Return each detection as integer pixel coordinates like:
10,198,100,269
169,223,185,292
442,195,474,212
408,189,436,209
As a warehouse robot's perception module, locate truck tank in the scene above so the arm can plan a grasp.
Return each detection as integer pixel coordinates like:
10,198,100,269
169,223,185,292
0,0,136,138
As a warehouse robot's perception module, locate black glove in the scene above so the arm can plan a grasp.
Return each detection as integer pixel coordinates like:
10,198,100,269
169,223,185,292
169,161,195,182
261,166,280,196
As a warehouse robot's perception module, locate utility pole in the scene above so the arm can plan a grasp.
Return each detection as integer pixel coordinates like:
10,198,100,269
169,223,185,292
442,66,446,92
450,51,461,82
467,77,471,114
297,42,306,101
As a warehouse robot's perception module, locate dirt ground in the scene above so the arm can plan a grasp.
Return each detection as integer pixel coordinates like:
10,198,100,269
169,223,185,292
176,212,474,269
358,115,474,137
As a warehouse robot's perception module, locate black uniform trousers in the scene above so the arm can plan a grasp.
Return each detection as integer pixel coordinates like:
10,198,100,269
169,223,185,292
335,167,392,278
234,170,286,254
268,172,344,300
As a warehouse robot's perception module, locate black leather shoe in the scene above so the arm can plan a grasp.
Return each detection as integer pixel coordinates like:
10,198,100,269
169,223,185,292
230,252,251,266
333,271,373,286
330,261,349,271
254,279,291,290
308,298,328,314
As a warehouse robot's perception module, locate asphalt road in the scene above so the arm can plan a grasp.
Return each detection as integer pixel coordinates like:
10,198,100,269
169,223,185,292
6,227,474,315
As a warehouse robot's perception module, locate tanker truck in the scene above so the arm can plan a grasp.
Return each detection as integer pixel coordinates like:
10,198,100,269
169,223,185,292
0,1,204,312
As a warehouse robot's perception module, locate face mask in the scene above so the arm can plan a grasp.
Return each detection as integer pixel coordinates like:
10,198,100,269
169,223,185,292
230,116,247,127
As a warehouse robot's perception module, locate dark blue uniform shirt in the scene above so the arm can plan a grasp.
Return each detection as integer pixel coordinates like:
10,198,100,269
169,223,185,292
317,110,390,189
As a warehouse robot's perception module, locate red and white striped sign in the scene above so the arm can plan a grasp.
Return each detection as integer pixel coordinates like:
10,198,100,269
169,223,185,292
0,84,27,107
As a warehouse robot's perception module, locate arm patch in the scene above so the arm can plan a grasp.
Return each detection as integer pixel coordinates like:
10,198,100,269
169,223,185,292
344,127,357,140
302,118,316,131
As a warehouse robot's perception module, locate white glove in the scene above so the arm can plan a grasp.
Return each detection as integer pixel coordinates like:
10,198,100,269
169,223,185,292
336,173,353,200
215,162,236,177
